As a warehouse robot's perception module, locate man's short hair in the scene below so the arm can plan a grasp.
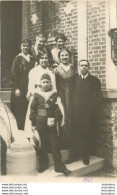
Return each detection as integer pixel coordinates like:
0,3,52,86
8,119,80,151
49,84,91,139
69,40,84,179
79,59,90,66
36,32,47,40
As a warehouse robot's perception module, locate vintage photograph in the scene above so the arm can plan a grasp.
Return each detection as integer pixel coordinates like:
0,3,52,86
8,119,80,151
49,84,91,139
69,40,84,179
0,0,117,183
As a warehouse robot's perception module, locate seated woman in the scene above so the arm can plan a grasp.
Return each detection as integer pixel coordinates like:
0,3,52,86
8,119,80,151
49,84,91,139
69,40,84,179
55,48,76,149
24,52,56,138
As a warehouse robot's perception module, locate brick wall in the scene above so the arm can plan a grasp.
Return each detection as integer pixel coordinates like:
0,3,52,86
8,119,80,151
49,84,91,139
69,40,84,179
25,1,107,85
26,1,78,64
51,1,78,63
87,1,117,173
88,1,106,89
22,1,43,44
28,1,43,44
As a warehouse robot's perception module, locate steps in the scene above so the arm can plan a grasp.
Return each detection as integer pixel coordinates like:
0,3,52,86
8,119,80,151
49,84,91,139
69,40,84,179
36,151,104,177
36,154,104,179
1,155,105,182
48,150,70,165
0,91,11,101
0,91,11,109
66,155,104,177
0,90,105,178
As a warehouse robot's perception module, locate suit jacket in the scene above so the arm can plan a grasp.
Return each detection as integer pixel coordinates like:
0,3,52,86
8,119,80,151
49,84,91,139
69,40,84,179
72,74,102,130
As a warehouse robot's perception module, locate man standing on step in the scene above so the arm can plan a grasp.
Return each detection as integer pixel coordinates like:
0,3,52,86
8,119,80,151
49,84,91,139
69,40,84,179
66,60,102,165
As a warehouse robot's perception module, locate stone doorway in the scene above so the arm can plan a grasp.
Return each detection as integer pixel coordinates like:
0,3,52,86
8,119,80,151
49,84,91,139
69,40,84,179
1,1,22,89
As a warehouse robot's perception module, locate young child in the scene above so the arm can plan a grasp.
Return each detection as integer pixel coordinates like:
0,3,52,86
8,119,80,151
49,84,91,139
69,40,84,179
29,73,71,175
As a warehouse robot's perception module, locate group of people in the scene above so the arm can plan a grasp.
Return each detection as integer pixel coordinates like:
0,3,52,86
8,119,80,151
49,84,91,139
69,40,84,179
10,32,102,176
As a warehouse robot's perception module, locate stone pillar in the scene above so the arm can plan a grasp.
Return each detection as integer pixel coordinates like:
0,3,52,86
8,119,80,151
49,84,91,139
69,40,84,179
77,1,88,62
106,1,117,89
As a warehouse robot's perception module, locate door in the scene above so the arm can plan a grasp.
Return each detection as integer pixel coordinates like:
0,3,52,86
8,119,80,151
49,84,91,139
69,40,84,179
1,1,22,89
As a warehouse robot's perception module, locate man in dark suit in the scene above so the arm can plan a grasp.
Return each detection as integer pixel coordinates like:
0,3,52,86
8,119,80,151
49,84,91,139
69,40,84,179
65,59,102,165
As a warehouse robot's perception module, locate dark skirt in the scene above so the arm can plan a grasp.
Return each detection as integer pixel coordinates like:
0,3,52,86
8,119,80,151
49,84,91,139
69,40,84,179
11,91,29,130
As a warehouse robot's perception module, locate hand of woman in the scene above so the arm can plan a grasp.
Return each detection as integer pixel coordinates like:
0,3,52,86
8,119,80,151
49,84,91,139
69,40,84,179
26,91,32,100
15,89,20,97
32,126,36,133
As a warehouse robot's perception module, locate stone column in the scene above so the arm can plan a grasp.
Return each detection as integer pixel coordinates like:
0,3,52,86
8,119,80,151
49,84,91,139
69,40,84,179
77,1,88,62
106,1,117,89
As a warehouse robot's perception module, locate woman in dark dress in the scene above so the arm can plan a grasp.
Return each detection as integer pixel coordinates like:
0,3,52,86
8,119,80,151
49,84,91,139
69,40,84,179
55,48,76,148
10,39,35,130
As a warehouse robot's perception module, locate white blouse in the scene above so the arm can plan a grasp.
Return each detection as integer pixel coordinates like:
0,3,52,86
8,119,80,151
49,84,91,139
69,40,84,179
18,53,31,62
28,65,56,95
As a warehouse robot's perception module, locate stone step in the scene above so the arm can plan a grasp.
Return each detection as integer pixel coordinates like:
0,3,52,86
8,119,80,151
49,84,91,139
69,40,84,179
0,91,11,109
48,150,70,165
36,150,70,171
36,150,104,177
66,155,104,177
4,101,11,109
0,91,11,101
0,90,105,178
36,155,104,179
